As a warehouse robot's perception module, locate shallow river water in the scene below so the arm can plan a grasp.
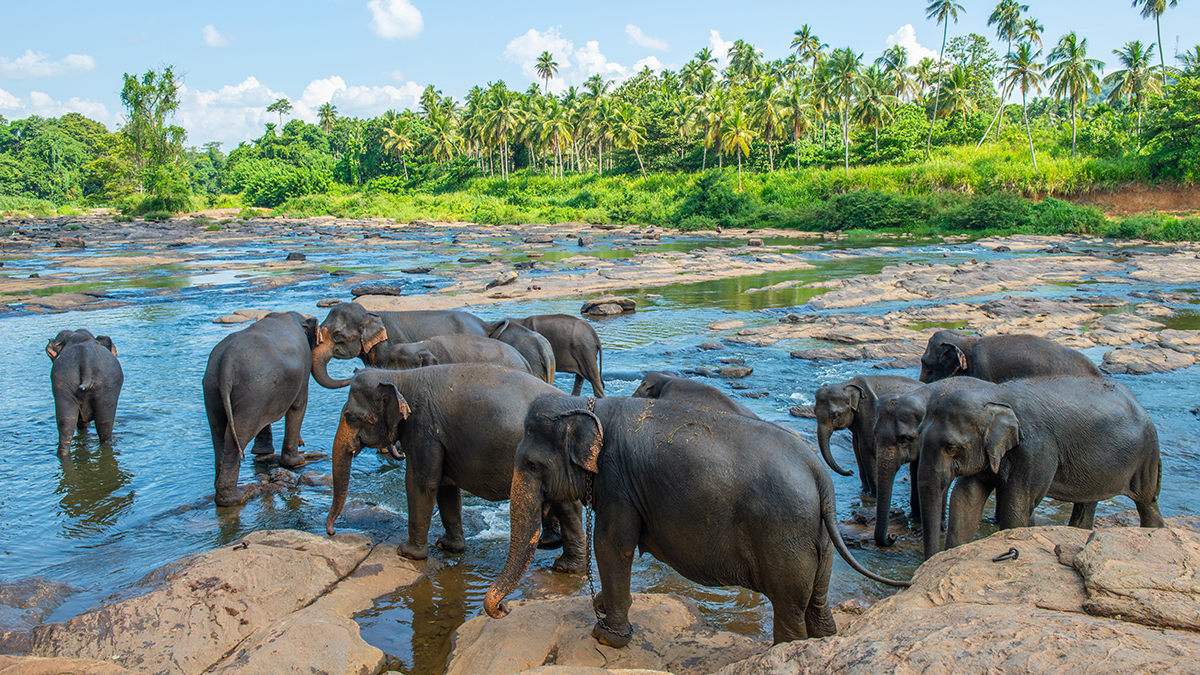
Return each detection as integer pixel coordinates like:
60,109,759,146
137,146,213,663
1,227,1197,674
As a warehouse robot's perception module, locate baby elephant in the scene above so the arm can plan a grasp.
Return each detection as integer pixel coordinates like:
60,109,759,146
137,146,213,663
633,371,759,419
814,375,922,496
372,334,531,374
47,329,124,457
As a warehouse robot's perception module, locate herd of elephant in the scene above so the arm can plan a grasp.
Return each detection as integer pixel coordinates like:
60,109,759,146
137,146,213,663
44,303,1165,648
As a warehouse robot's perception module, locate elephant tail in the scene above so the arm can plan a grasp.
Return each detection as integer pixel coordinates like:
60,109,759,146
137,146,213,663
78,355,94,392
219,363,244,456
821,489,912,588
489,319,511,339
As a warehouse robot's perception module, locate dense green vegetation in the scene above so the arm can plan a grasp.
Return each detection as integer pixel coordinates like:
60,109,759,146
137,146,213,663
1,1,1197,240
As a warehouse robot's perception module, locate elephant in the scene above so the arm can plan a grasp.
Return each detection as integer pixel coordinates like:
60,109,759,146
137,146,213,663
311,303,491,388
917,376,1165,560
814,375,922,497
513,314,605,396
483,396,910,647
919,330,1103,384
871,377,992,548
632,371,759,419
203,312,319,507
371,334,532,374
486,319,556,385
46,329,124,457
324,364,587,572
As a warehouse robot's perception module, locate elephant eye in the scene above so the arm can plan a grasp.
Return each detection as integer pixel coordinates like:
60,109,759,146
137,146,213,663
343,411,359,424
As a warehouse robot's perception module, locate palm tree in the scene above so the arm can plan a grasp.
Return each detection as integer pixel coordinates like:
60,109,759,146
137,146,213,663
1104,40,1163,142
854,66,898,153
986,0,1027,142
611,101,647,178
1000,42,1045,171
784,78,815,170
694,47,718,73
828,47,863,171
1020,18,1044,50
381,113,416,179
1179,44,1200,77
1046,32,1104,158
426,109,458,164
721,108,755,191
727,40,762,83
541,98,572,178
1132,0,1180,87
791,25,827,68
317,102,337,133
536,51,559,94
750,75,785,170
937,65,977,122
485,84,522,180
925,0,966,155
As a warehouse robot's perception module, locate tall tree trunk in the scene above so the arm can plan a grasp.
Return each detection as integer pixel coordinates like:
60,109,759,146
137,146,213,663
634,146,646,179
737,152,742,191
1070,99,1078,159
1157,16,1167,89
926,21,950,156
1022,91,1038,172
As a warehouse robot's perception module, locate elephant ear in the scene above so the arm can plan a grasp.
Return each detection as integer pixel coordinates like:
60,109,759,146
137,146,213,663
302,317,321,350
376,381,412,424
417,349,438,367
845,384,864,412
361,313,388,356
556,409,604,474
983,403,1020,474
95,335,118,357
939,342,968,375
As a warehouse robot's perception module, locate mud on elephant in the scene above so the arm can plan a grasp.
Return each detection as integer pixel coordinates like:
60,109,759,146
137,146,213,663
325,364,586,571
47,329,124,458
813,375,921,497
484,396,909,647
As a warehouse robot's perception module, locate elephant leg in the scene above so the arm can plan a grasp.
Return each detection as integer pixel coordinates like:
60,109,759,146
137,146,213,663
92,396,117,445
994,484,1041,532
278,384,308,469
54,398,80,458
908,460,922,523
537,503,563,550
1131,456,1166,528
1068,502,1097,529
250,426,275,456
1135,497,1165,528
852,435,874,496
549,501,587,574
214,425,247,507
592,510,640,648
435,485,466,554
571,374,584,397
797,536,837,641
944,476,992,551
399,467,439,560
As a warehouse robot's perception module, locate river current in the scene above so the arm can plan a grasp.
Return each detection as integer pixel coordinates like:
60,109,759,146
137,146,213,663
1,228,1196,674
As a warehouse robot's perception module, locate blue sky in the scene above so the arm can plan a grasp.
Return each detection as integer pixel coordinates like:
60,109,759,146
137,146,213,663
2,0,1197,148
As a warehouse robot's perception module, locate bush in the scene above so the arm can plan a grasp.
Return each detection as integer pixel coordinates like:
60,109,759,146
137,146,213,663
932,193,1035,230
131,192,191,215
1032,198,1106,234
676,214,718,231
144,211,172,222
671,171,747,228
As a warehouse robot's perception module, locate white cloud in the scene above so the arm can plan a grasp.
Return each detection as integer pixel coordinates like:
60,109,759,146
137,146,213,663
625,24,667,51
632,56,665,72
708,30,733,70
367,0,423,40
0,50,96,78
0,88,21,109
202,25,231,48
503,27,664,94
885,24,940,65
385,69,406,82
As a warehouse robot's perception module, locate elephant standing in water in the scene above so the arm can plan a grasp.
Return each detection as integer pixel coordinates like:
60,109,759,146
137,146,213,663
513,314,605,396
813,375,922,496
325,364,586,572
311,303,490,388
632,371,758,419
919,330,1103,383
484,396,910,646
371,334,532,374
47,329,124,457
203,312,319,506
918,377,1164,560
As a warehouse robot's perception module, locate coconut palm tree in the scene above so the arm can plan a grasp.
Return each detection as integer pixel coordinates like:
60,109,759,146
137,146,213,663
750,75,785,170
987,0,1028,140
721,108,755,191
1001,42,1045,171
485,84,522,180
1104,40,1164,142
536,51,559,94
1179,44,1200,77
541,98,572,178
381,113,416,179
937,65,978,122
854,66,899,153
924,0,966,155
828,47,863,171
784,78,816,170
1046,32,1105,158
1132,0,1180,87
791,25,827,69
1020,18,1044,50
426,109,458,164
611,101,647,178
727,40,762,84
317,102,337,134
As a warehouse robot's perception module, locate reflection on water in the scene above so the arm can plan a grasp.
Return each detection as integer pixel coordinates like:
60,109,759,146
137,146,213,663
56,440,133,539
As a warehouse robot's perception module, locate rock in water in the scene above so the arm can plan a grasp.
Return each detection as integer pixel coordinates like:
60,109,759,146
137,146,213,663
577,236,594,247
747,238,764,247
486,271,519,289
0,577,77,633
351,284,406,297
401,266,433,274
581,294,636,316
285,252,306,261
316,298,342,308
523,235,554,244
697,341,725,350
55,237,86,249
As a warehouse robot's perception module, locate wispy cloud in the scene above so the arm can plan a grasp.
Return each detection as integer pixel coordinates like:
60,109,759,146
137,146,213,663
625,24,668,51
367,0,424,40
0,50,96,79
202,25,231,48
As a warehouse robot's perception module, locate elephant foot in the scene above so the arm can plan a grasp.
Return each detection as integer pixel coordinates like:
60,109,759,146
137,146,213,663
537,528,563,550
215,485,252,508
436,534,466,554
278,451,307,469
551,552,588,575
57,445,71,459
592,620,632,648
250,444,274,456
397,541,429,560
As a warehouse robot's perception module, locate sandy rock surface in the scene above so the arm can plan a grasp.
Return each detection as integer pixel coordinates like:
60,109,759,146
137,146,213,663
446,594,765,675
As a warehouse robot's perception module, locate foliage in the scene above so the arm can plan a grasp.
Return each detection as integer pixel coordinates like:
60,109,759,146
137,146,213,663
1143,77,1200,181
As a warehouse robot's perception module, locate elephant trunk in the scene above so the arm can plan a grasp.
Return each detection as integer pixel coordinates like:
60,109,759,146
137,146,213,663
918,454,950,560
484,470,544,619
325,418,360,535
874,445,900,547
816,416,852,477
312,328,352,389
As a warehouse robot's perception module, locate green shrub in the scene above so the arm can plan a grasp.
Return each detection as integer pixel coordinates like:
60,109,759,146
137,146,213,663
932,193,1034,230
676,214,718,231
113,214,134,223
205,224,221,232
1032,198,1106,234
144,211,172,222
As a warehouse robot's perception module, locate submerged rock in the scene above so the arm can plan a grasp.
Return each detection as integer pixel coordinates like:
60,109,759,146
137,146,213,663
0,577,77,634
581,295,636,316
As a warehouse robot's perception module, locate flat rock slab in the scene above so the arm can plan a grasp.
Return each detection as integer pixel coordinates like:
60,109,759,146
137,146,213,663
447,594,763,675
0,655,133,674
351,284,407,296
707,319,746,331
1102,343,1199,374
1074,527,1200,631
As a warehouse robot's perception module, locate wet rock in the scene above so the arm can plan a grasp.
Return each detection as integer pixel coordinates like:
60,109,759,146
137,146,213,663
1095,509,1200,532
716,527,1200,675
707,319,746,331
214,314,255,324
0,577,77,633
300,471,332,487
740,391,770,399
209,606,383,675
1102,343,1198,374
351,284,406,297
317,298,342,308
329,270,355,276
994,245,1012,252
523,235,554,244
285,252,306,261
55,237,85,249
577,236,594,247
581,295,636,316
789,406,815,418
697,341,724,350
1067,294,1130,309
747,238,765,247
446,594,763,675
591,223,622,231
715,366,752,378
401,266,433,274
266,468,299,485
458,257,492,264
486,271,519,289
719,357,745,364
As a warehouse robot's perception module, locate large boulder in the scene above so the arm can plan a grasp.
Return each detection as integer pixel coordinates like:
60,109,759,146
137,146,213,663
717,527,1200,675
446,594,764,675
582,295,636,316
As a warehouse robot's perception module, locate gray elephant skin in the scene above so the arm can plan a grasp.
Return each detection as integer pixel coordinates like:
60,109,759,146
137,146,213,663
486,319,556,385
325,364,586,572
871,377,992,547
46,329,124,457
632,371,758,419
203,312,318,507
814,375,922,496
312,303,491,388
372,334,531,374
918,376,1164,560
919,330,1103,383
514,314,605,396
483,396,909,647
